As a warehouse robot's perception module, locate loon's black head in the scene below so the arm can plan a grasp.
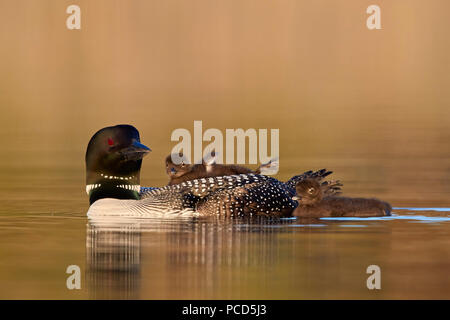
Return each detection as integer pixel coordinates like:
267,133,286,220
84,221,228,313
85,124,151,204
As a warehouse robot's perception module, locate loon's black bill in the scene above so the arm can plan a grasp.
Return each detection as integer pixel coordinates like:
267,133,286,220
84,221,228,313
120,140,151,160
133,140,151,152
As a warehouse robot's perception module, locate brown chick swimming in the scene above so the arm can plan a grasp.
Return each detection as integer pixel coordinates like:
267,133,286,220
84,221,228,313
293,178,391,217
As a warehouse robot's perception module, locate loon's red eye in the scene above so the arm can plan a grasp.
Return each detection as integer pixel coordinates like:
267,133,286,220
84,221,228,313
107,138,114,146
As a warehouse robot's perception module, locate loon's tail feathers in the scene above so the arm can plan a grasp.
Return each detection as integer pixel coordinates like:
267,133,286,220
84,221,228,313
321,179,343,196
285,169,333,190
255,157,279,176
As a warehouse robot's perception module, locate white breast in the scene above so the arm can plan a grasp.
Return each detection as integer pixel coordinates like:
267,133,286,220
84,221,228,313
87,198,197,218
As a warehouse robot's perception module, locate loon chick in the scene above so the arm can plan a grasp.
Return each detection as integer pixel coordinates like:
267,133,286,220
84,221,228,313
165,153,277,185
85,124,151,205
292,179,391,217
86,125,340,218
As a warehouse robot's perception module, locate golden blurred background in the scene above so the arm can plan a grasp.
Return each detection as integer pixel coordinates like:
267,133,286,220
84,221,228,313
0,0,449,208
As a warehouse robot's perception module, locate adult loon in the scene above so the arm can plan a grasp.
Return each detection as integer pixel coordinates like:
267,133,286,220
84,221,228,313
86,125,340,218
293,179,392,217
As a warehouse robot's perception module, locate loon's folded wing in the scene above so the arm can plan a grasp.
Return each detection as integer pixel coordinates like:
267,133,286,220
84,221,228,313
195,178,297,217
138,174,282,215
137,170,336,217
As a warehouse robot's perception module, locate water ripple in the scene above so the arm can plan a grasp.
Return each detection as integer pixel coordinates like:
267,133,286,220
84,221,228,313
394,207,450,212
320,209,450,223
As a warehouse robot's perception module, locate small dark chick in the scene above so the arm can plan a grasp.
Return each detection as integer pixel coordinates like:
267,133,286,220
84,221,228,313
165,154,276,185
293,179,391,217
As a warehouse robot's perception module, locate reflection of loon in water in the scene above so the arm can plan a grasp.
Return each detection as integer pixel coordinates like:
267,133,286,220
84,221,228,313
85,218,302,298
86,222,141,299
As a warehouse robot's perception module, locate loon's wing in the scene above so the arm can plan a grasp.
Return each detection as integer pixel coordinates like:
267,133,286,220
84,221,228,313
136,170,336,217
136,174,274,215
195,178,296,217
196,169,339,217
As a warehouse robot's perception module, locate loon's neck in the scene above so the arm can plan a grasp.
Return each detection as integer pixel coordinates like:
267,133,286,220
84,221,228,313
86,173,141,205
